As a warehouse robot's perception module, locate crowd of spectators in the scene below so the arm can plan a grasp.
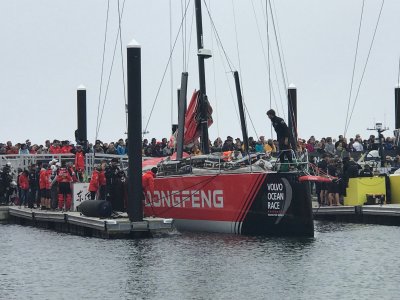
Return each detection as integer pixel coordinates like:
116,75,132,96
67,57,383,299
0,132,399,159
1,132,400,209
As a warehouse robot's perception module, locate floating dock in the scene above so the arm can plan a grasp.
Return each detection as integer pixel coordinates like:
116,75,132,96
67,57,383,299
0,206,173,238
313,204,400,226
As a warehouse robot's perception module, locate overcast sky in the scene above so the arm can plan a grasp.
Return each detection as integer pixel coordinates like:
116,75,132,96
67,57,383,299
1,0,399,145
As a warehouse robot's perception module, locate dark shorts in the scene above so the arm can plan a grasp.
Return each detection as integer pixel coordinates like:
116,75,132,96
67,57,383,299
40,189,51,199
58,182,71,194
328,181,339,194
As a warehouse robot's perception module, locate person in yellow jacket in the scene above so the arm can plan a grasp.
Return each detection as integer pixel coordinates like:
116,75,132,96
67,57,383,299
264,139,276,153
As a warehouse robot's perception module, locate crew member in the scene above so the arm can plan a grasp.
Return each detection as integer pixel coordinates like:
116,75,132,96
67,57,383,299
39,164,48,209
98,161,107,200
74,145,85,182
105,158,125,211
142,167,157,203
28,164,38,209
56,161,73,211
18,170,29,207
266,109,293,166
89,165,101,200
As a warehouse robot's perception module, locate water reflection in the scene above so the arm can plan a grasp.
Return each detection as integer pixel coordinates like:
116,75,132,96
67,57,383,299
1,222,399,299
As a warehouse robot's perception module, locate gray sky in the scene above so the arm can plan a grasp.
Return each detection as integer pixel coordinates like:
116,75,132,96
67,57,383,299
1,0,399,145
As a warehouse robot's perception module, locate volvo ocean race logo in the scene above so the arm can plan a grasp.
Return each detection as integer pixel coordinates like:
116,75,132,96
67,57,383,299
266,177,292,223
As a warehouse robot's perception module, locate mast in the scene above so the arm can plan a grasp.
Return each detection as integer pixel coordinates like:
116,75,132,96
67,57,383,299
177,72,189,160
233,71,249,153
195,0,211,154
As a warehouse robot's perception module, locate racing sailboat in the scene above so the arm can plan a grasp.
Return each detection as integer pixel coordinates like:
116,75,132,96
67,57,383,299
142,0,314,236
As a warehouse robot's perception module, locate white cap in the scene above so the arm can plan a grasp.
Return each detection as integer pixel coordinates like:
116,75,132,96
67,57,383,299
128,38,141,48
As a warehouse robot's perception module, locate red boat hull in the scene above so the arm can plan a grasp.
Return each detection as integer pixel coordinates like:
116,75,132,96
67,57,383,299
144,172,314,236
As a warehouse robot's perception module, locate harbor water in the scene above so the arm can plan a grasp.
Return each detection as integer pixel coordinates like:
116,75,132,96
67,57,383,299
0,221,399,299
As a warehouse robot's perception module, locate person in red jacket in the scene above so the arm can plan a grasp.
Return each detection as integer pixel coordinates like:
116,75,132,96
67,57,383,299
39,165,48,209
61,140,73,154
74,145,85,182
88,165,101,200
56,161,73,211
18,170,29,207
142,167,157,203
49,140,61,154
44,166,53,209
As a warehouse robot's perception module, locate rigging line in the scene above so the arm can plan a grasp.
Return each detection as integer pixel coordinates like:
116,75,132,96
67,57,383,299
144,0,191,134
203,0,235,72
185,2,195,72
95,0,110,142
271,0,289,85
231,0,243,86
209,0,220,137
181,0,185,71
243,99,259,140
265,0,272,138
250,0,272,134
344,0,365,137
97,0,126,137
169,0,174,131
267,0,288,119
252,0,283,122
345,0,385,136
267,0,289,101
232,0,256,139
231,0,251,136
214,38,240,123
261,8,285,120
250,0,270,79
117,0,128,133
261,2,285,119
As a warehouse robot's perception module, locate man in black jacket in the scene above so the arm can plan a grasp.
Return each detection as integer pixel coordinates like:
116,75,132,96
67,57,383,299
266,109,293,165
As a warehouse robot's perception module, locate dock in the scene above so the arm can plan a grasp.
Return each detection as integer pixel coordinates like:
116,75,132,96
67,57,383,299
313,203,400,226
0,206,173,238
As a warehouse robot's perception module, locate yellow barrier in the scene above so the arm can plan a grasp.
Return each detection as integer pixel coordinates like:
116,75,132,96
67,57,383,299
344,177,386,206
389,175,400,204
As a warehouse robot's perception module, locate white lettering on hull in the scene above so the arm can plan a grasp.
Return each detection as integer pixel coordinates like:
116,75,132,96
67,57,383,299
145,190,224,209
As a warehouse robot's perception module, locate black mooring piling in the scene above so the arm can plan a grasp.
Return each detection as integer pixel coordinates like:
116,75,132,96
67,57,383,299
126,39,142,222
288,84,297,150
76,85,87,143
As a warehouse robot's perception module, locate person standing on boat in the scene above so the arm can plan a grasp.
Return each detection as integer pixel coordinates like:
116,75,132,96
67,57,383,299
266,109,293,165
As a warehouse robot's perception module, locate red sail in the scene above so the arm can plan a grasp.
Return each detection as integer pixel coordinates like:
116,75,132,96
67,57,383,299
183,90,213,145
